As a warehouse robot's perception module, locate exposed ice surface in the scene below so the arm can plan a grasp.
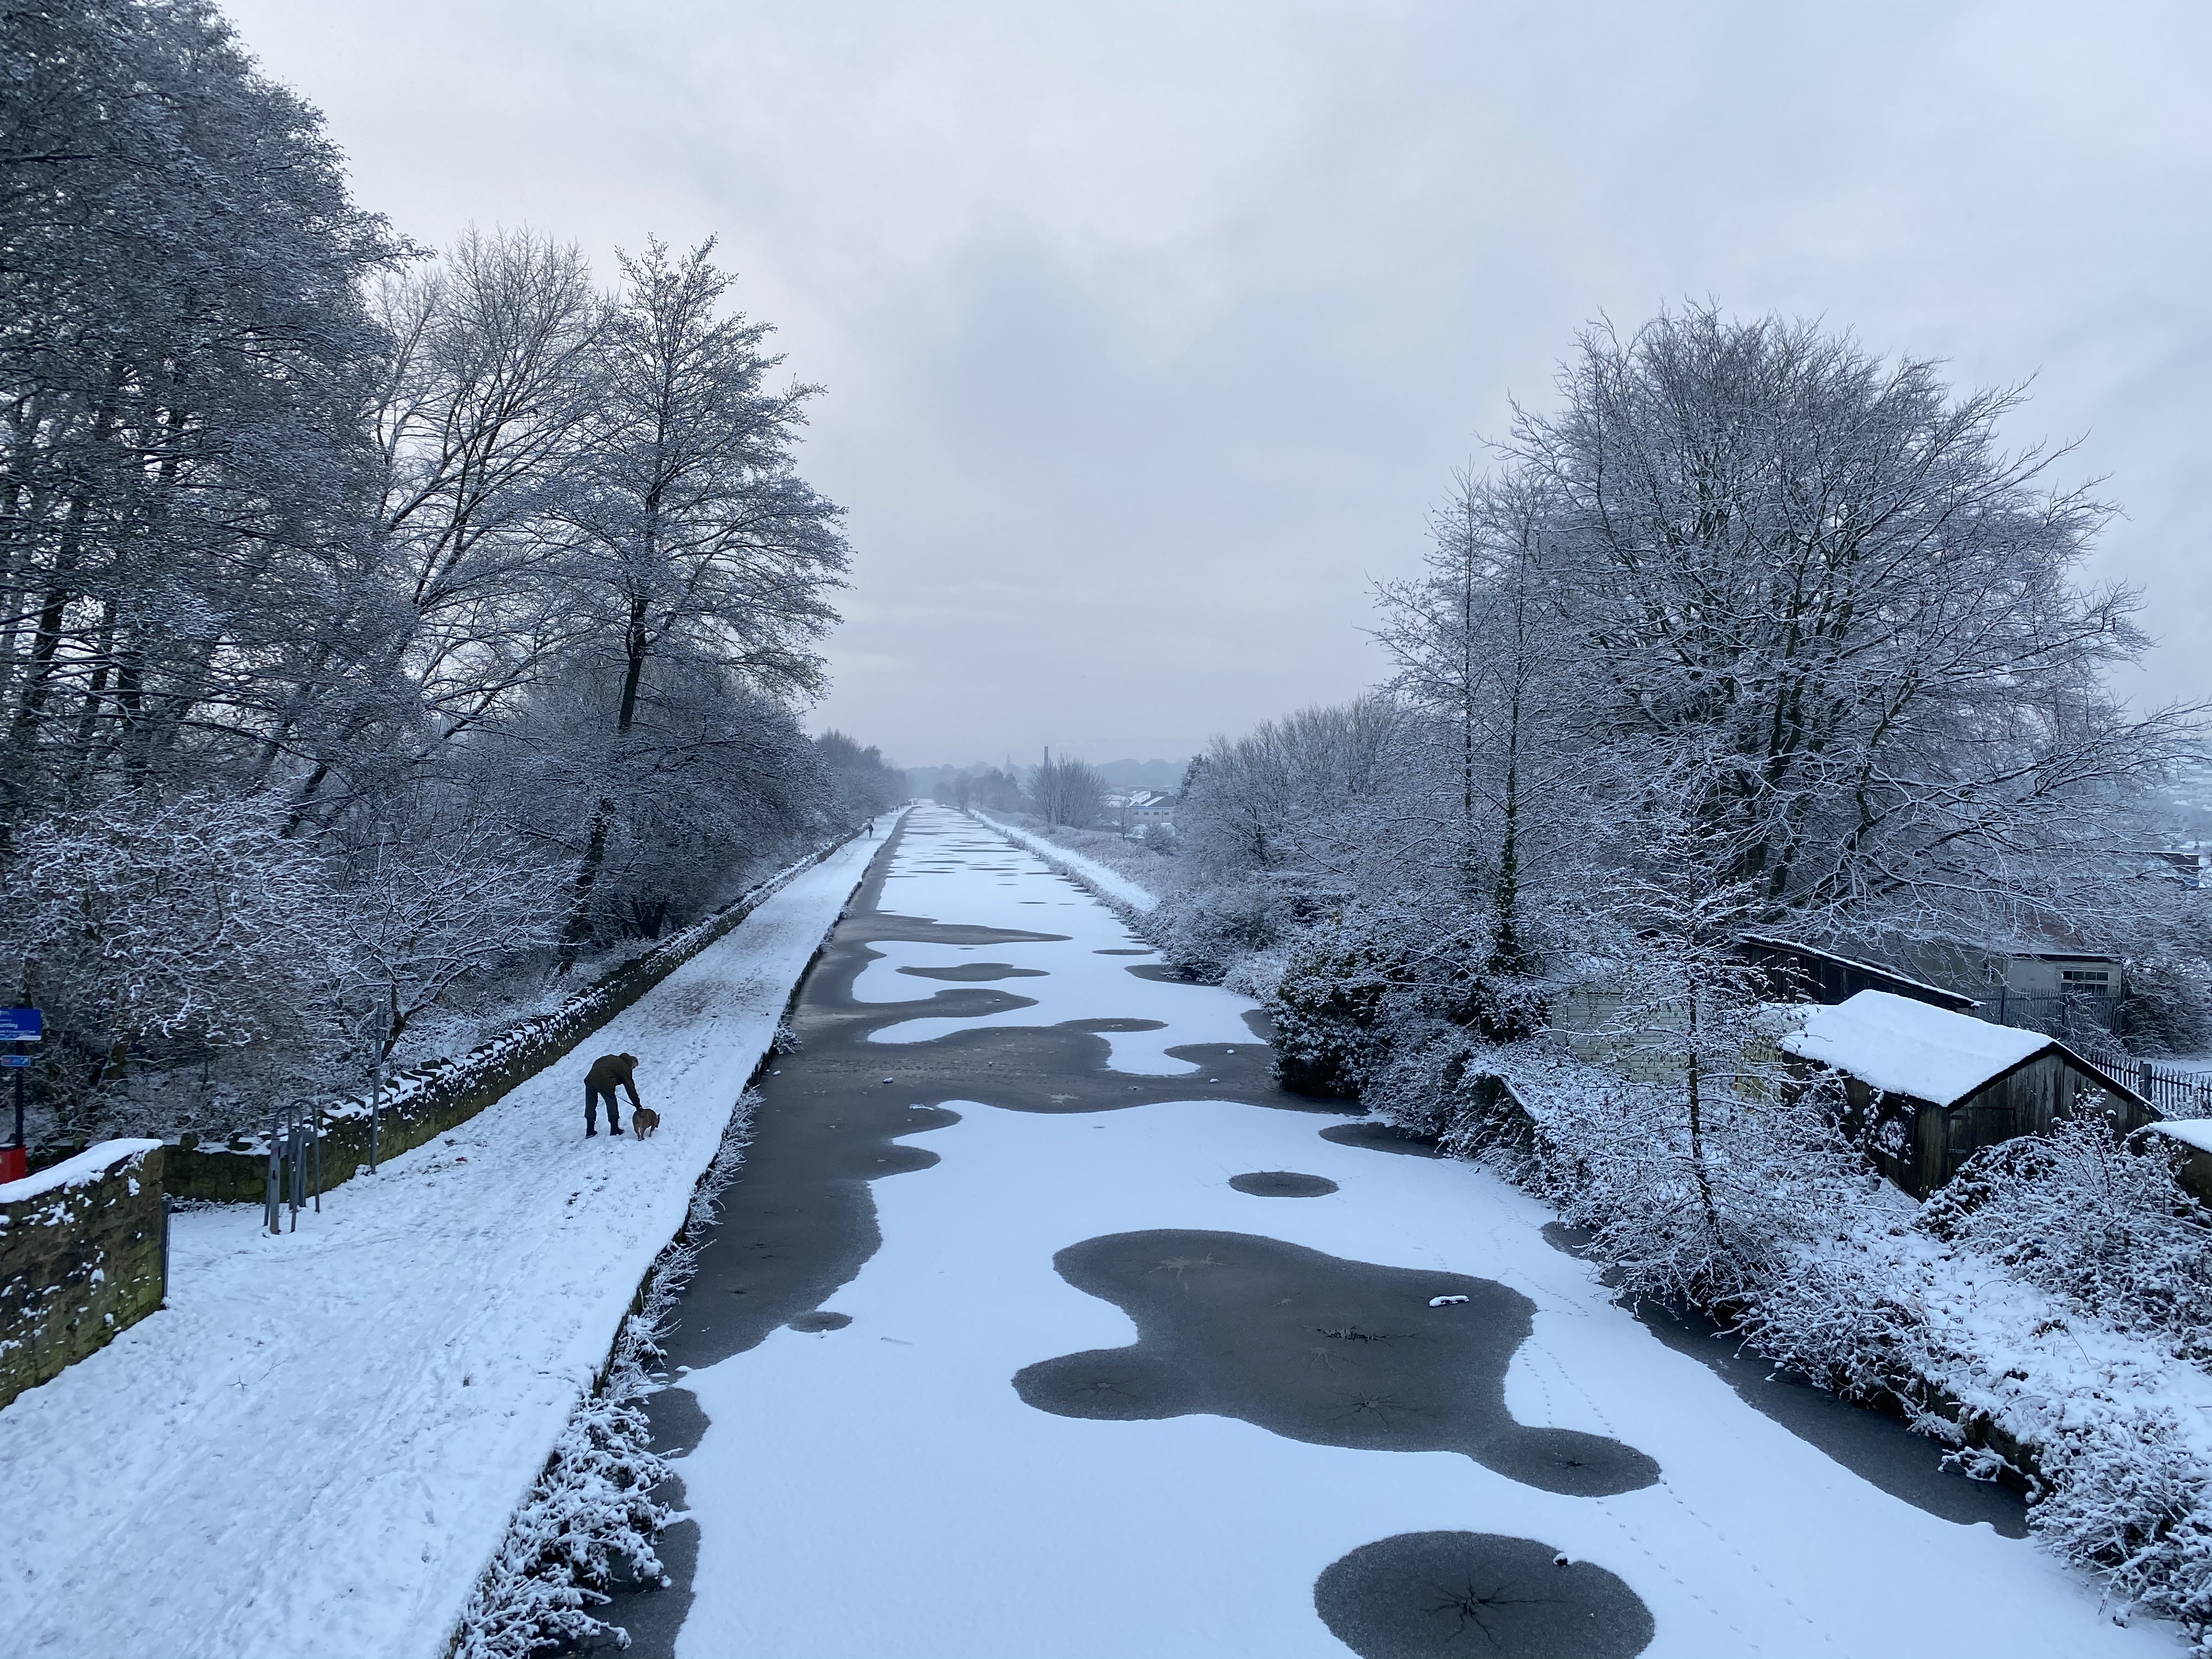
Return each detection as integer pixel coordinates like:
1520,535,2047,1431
859,839,1252,1074
668,810,2177,1658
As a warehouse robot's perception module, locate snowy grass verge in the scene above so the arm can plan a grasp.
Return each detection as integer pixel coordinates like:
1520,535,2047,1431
968,811,1163,916
450,1092,759,1658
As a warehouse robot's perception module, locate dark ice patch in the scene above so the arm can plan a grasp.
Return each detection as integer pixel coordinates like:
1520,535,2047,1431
1014,1229,1658,1496
897,962,1049,982
1314,1532,1654,1658
1094,947,1153,955
1228,1170,1339,1197
786,1310,853,1333
1321,1121,1443,1157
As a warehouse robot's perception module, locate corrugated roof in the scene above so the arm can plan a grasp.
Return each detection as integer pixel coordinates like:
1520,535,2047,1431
1776,990,2053,1108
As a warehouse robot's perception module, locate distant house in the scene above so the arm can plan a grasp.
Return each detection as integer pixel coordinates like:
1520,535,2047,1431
2147,849,2209,890
1776,991,2152,1199
1105,789,1175,830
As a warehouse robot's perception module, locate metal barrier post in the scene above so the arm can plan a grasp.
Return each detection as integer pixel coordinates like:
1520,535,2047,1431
265,1111,282,1235
287,1105,304,1231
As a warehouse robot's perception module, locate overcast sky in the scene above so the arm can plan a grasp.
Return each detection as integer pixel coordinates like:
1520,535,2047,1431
226,0,2212,771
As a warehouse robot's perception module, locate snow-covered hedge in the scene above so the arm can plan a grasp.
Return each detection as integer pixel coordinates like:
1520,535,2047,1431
1363,1025,2212,1649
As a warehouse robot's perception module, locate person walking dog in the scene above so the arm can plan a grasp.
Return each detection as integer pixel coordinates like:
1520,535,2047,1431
584,1052,642,1138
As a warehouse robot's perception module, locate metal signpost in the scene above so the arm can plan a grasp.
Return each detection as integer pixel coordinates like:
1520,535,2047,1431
0,1007,40,1183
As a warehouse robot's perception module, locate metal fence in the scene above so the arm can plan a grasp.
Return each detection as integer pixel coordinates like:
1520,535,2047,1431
2076,1038,2212,1120
1982,989,2121,1037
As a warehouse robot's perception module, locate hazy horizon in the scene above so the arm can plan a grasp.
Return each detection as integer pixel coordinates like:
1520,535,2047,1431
225,0,2212,766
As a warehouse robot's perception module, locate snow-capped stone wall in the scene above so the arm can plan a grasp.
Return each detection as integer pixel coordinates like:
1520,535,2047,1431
0,1139,166,1410
160,834,857,1204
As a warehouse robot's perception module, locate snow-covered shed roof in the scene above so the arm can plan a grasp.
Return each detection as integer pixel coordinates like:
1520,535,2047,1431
1776,991,2054,1108
2151,1120,2212,1156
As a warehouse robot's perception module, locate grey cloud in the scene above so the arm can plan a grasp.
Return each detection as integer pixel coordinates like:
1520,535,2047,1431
227,0,2212,763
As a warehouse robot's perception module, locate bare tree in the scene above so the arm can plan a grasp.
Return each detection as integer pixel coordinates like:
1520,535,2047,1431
556,239,848,960
1376,466,1590,971
278,228,602,825
1029,749,1107,828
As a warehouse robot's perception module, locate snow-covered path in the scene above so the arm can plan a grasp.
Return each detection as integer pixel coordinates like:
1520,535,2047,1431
0,832,882,1659
632,808,2179,1658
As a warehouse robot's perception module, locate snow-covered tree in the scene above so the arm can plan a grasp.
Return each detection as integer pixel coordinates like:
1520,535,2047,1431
556,239,848,958
1509,304,2193,945
0,9,888,1144
340,817,566,1069
1376,466,1591,972
1029,751,1106,828
1,792,348,1121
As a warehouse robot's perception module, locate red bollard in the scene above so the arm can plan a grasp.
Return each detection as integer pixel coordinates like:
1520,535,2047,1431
0,1144,26,1183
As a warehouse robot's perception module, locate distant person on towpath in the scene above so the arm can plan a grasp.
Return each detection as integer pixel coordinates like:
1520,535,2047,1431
584,1052,642,1138
867,818,876,836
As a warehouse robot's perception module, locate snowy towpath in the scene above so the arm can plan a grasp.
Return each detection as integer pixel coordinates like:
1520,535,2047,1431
612,806,2180,1659
0,831,883,1659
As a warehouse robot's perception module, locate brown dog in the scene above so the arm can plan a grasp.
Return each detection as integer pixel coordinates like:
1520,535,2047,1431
630,1107,662,1139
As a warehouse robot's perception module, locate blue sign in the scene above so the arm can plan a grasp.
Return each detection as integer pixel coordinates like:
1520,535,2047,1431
0,1056,26,1069
0,1008,41,1042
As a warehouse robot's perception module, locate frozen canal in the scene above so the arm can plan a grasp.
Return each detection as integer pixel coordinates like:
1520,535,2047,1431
608,807,2175,1658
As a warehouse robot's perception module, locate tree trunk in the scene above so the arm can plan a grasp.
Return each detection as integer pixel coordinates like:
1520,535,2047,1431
559,591,652,968
1684,992,1724,1244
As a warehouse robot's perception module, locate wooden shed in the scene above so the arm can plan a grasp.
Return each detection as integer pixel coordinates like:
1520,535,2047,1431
1736,934,1978,1013
1776,991,2152,1199
2147,1121,2212,1204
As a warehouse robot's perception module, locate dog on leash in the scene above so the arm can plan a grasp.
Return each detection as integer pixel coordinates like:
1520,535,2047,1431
630,1107,662,1138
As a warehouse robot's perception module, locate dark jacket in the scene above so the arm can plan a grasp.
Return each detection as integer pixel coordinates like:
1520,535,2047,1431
584,1053,640,1104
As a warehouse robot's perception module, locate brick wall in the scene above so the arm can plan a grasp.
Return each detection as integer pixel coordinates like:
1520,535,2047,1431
1,1140,166,1412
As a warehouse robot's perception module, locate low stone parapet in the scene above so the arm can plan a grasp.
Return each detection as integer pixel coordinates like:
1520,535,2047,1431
1,1139,166,1412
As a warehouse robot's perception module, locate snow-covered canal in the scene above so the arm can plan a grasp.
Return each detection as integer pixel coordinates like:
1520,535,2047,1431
620,807,2174,1658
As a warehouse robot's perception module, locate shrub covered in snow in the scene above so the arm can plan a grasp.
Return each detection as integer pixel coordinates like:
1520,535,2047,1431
1363,1020,2212,1649
1923,1114,2212,1363
1150,878,1308,983
1270,930,1407,1097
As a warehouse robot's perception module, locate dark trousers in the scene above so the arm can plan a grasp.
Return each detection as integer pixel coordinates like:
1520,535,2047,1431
586,1082,624,1133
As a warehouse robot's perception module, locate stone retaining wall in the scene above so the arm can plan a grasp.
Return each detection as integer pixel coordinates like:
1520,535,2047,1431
161,833,855,1205
1,1139,167,1411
